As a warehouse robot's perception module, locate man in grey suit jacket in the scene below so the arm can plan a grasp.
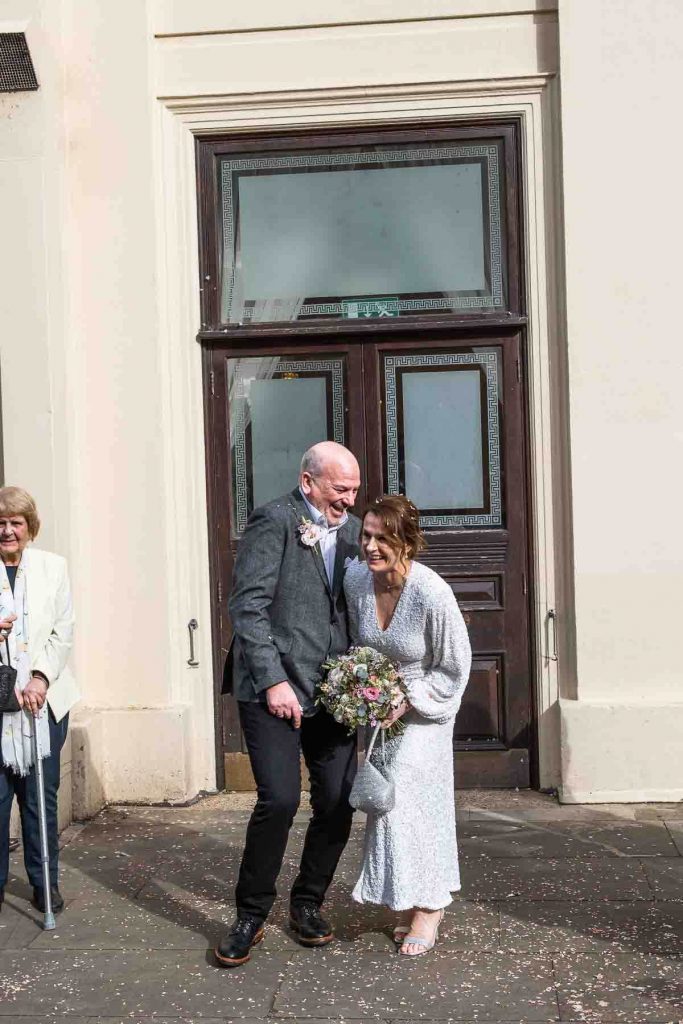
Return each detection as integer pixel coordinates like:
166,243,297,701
215,442,361,968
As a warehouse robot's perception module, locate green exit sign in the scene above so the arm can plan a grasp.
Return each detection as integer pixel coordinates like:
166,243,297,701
342,297,399,319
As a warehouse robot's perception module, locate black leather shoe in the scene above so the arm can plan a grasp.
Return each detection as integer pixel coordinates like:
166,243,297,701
0,888,4,912
289,903,334,946
32,886,64,913
8,837,19,852
214,915,265,967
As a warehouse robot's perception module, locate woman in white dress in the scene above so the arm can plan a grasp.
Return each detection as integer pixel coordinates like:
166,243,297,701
344,495,471,957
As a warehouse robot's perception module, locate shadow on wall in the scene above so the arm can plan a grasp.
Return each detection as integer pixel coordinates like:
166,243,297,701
70,713,106,823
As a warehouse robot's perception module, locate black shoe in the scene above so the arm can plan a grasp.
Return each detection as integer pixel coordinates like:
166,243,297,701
289,902,334,946
214,914,265,967
32,886,64,913
0,888,3,912
8,837,19,852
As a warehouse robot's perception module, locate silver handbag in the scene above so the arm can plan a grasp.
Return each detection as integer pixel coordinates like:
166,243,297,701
349,724,395,815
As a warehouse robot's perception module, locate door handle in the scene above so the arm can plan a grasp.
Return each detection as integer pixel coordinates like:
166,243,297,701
545,609,558,662
187,618,199,667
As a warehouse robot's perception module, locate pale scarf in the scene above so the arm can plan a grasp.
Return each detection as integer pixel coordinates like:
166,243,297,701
0,557,51,774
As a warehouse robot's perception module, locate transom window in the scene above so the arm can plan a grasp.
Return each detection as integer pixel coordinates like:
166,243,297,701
206,128,517,328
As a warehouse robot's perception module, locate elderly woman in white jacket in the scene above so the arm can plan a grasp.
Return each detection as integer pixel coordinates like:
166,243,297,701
0,487,78,915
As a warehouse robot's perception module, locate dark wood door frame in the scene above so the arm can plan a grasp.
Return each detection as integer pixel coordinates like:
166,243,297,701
195,116,536,790
203,328,536,790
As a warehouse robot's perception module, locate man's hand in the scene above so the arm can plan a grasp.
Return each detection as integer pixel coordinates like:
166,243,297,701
19,675,48,716
381,698,410,730
266,681,303,729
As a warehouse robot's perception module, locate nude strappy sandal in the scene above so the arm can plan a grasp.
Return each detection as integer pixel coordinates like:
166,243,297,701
392,925,409,945
398,909,444,957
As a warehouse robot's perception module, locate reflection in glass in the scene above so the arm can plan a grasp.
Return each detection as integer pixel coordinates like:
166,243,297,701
220,142,505,323
384,349,502,528
228,357,346,535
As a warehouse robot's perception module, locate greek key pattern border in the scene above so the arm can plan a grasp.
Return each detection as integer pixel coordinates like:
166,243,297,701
232,359,345,534
384,351,502,528
220,145,502,321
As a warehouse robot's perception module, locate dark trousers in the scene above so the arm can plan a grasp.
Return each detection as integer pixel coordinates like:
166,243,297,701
236,701,357,922
0,710,69,891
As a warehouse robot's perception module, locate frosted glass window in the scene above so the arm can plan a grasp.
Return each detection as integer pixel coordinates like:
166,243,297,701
402,370,484,510
384,350,502,527
220,142,505,323
239,165,485,300
228,356,346,534
249,379,328,509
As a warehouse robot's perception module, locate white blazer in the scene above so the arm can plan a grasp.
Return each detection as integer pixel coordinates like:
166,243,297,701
23,547,79,722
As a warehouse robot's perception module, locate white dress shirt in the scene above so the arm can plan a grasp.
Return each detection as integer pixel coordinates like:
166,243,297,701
299,489,348,586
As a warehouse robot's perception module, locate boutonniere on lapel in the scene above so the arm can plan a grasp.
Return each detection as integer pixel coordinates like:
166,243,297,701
290,504,325,558
298,516,325,549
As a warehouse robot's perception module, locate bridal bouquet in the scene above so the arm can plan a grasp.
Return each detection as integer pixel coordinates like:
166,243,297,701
318,646,407,737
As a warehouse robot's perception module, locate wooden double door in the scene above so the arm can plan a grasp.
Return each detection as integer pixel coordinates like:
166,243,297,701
206,327,533,788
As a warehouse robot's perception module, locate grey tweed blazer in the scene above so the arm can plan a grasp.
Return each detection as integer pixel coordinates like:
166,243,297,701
223,489,361,712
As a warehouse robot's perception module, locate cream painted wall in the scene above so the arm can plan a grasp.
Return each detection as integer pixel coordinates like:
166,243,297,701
557,0,683,799
6,0,679,809
0,1,195,810
0,1,59,553
152,0,558,36
150,1,564,796
559,1,683,699
2,0,564,810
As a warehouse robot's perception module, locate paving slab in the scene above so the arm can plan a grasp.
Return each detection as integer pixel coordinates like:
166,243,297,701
3,792,682,1022
0,1019,90,1024
0,950,287,1016
554,950,683,1021
462,857,653,901
26,890,228,950
498,900,683,955
273,948,558,1020
458,821,678,858
0,898,42,949
664,819,683,856
640,858,683,901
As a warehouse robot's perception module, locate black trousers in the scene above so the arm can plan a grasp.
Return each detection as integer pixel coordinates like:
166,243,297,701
235,701,357,922
0,710,69,891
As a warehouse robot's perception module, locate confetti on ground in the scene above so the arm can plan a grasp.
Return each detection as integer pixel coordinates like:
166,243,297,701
2,791,681,1020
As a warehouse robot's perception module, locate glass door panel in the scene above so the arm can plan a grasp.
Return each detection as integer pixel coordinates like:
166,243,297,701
227,355,347,536
219,140,507,324
382,349,503,527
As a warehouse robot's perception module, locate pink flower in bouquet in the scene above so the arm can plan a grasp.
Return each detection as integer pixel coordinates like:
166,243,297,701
362,686,380,701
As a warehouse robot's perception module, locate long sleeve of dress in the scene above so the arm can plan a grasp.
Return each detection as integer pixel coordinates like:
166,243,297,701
402,586,472,723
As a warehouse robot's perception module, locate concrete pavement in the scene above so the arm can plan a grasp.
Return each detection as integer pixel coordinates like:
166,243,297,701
1,790,681,1022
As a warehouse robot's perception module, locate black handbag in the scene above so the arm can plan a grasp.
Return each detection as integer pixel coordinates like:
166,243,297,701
0,638,20,713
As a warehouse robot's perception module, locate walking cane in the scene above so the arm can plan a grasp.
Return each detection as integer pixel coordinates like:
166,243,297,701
29,711,56,930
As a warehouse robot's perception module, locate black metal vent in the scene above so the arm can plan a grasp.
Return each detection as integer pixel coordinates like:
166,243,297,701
0,33,39,93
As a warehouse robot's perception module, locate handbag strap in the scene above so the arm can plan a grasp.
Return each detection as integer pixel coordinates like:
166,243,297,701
4,638,10,667
365,723,386,766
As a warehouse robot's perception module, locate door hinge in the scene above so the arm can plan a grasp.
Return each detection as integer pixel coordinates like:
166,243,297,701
522,571,528,596
516,355,521,384
217,579,223,604
210,370,216,397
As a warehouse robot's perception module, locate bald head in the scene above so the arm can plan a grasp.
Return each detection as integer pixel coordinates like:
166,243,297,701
299,442,361,525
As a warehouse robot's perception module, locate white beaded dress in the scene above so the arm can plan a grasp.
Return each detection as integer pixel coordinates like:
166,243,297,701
344,560,472,911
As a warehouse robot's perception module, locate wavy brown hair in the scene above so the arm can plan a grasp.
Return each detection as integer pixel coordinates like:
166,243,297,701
362,494,426,561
